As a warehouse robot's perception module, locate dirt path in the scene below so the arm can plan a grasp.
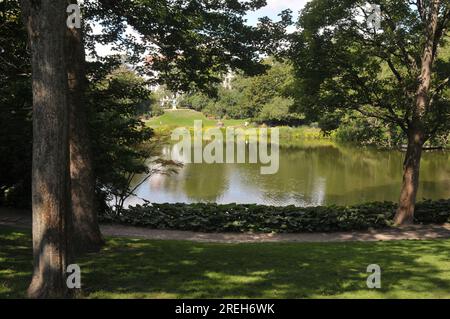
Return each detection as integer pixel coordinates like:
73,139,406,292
2,207,450,243
100,224,450,243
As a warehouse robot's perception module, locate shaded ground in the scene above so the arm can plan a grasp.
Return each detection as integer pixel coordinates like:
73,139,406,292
1,207,450,243
1,226,449,299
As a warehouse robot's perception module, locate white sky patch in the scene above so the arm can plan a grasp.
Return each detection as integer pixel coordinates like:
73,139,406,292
91,24,112,58
91,23,141,58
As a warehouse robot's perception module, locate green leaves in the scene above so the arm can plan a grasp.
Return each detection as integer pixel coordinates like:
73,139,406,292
289,0,450,138
0,0,32,207
85,0,290,94
179,58,300,122
100,200,450,233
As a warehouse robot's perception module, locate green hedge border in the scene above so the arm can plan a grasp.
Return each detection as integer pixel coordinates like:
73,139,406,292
100,200,450,233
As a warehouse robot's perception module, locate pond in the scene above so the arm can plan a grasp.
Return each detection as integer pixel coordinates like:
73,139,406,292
126,141,450,207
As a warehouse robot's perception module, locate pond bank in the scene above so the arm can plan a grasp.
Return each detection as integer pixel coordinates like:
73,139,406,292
100,223,450,243
1,207,450,243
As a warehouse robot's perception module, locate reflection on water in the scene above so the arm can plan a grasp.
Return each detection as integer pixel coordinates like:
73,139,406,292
126,142,450,207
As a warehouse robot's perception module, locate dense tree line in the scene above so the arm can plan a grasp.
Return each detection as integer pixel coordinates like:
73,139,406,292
178,58,301,124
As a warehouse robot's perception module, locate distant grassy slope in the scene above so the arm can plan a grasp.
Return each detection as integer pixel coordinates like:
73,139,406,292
1,226,450,299
145,110,329,148
146,109,247,128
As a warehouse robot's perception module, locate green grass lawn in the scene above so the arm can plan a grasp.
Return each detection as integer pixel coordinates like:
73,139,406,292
1,225,449,299
146,110,331,148
146,109,247,128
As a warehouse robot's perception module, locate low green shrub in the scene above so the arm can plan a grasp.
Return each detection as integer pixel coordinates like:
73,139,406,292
99,199,450,233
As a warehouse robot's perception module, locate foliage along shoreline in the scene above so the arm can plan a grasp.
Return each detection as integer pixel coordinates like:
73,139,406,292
152,124,450,152
99,199,450,234
147,110,450,151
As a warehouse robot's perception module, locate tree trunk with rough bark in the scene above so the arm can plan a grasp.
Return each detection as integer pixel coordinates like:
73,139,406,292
21,0,72,298
66,0,104,253
394,0,441,226
394,128,424,225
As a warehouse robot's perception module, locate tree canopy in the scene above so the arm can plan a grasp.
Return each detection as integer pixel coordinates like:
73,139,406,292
85,0,291,94
290,0,449,137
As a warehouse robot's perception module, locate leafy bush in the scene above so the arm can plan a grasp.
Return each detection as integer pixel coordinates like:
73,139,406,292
179,92,214,112
258,96,293,122
334,115,389,146
99,200,450,233
149,103,165,117
88,66,172,213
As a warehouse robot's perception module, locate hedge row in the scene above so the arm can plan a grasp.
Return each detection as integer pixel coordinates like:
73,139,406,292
99,200,450,233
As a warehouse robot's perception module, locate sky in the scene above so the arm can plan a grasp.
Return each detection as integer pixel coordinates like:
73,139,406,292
245,0,308,25
94,0,310,57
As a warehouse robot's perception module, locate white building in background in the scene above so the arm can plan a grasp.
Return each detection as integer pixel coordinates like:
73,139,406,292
160,92,181,110
222,70,235,90
157,70,234,110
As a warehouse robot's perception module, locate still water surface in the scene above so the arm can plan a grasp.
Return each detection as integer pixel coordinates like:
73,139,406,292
126,142,450,207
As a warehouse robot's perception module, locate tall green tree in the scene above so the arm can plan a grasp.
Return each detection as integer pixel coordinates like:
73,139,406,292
20,0,73,298
290,0,450,225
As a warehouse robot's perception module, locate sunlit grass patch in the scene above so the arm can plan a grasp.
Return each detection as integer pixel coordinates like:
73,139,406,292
146,109,248,129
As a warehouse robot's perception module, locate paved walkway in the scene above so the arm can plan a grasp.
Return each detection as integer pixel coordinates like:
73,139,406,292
2,207,450,243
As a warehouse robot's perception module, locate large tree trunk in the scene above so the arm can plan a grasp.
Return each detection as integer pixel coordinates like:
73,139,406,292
394,0,441,226
394,128,424,226
21,0,73,298
66,0,104,254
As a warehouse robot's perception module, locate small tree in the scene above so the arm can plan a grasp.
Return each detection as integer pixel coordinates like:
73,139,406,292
290,0,450,225
88,67,181,214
